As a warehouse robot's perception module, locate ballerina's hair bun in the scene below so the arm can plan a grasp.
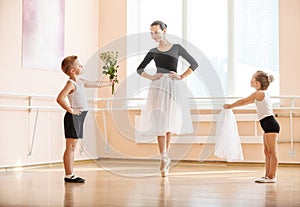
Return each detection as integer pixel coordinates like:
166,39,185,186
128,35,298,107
151,20,167,30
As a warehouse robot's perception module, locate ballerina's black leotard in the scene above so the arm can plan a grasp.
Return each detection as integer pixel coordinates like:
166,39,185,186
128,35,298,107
137,44,198,75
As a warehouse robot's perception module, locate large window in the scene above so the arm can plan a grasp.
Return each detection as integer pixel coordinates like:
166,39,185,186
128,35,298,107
233,0,279,96
127,0,279,99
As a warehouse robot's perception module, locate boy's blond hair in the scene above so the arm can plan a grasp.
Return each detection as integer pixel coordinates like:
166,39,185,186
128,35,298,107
61,55,77,75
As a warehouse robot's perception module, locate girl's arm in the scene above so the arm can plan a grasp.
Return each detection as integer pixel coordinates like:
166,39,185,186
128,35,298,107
224,91,262,109
56,81,76,114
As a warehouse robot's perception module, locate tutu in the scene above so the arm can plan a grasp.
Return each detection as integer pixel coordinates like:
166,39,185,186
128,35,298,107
139,74,193,136
214,109,244,162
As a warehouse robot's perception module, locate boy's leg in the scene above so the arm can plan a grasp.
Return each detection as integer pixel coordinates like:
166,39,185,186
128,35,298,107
63,138,78,176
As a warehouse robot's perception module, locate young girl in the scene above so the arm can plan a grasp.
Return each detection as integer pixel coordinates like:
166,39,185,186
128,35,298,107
137,20,198,177
224,70,280,183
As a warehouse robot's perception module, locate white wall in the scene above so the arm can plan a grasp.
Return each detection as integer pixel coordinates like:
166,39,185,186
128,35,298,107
0,0,99,167
279,0,300,96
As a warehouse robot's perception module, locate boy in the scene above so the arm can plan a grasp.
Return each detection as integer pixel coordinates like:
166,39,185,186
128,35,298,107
57,55,111,183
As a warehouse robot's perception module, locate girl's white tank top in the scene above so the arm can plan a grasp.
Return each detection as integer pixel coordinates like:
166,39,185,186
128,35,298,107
254,91,273,120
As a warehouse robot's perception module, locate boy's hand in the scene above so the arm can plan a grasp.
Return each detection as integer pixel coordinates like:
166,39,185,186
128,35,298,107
223,104,231,109
71,108,83,115
109,79,114,86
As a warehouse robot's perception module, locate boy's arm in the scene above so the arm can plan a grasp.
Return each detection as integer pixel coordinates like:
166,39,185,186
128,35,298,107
224,91,261,109
81,78,112,88
56,81,75,114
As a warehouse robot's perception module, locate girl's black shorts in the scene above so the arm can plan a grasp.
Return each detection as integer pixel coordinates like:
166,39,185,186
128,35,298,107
64,111,88,138
259,115,280,133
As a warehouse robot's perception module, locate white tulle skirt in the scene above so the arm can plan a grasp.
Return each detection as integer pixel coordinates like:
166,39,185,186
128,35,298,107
214,109,244,162
139,74,193,136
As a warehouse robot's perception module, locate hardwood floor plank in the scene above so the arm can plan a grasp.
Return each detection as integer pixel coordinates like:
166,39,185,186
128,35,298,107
0,160,299,206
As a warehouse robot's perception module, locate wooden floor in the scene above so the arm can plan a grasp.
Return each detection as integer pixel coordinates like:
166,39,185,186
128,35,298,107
0,159,299,207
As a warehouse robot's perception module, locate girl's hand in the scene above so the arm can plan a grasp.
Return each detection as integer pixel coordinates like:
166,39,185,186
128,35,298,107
169,71,182,80
151,73,163,81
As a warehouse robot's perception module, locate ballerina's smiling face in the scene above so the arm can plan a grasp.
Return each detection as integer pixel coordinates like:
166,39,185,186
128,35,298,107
150,25,165,42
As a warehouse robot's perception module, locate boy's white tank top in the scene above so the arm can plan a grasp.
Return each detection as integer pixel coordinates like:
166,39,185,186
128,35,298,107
254,91,273,120
67,79,88,111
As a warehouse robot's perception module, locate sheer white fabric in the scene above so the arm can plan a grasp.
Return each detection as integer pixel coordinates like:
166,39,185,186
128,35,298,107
214,109,244,162
139,74,193,137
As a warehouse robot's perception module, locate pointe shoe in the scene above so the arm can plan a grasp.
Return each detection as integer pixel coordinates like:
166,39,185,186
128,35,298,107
160,158,171,177
161,169,168,177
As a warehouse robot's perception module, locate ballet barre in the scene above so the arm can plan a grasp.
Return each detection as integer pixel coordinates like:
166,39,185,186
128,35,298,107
1,92,300,157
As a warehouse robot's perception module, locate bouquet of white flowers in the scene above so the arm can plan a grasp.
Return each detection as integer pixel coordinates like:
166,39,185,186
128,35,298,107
99,51,119,95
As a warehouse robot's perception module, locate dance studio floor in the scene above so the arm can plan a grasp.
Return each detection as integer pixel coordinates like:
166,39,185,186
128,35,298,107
0,159,299,207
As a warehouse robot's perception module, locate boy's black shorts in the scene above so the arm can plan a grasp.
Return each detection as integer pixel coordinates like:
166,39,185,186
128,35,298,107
64,111,88,138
